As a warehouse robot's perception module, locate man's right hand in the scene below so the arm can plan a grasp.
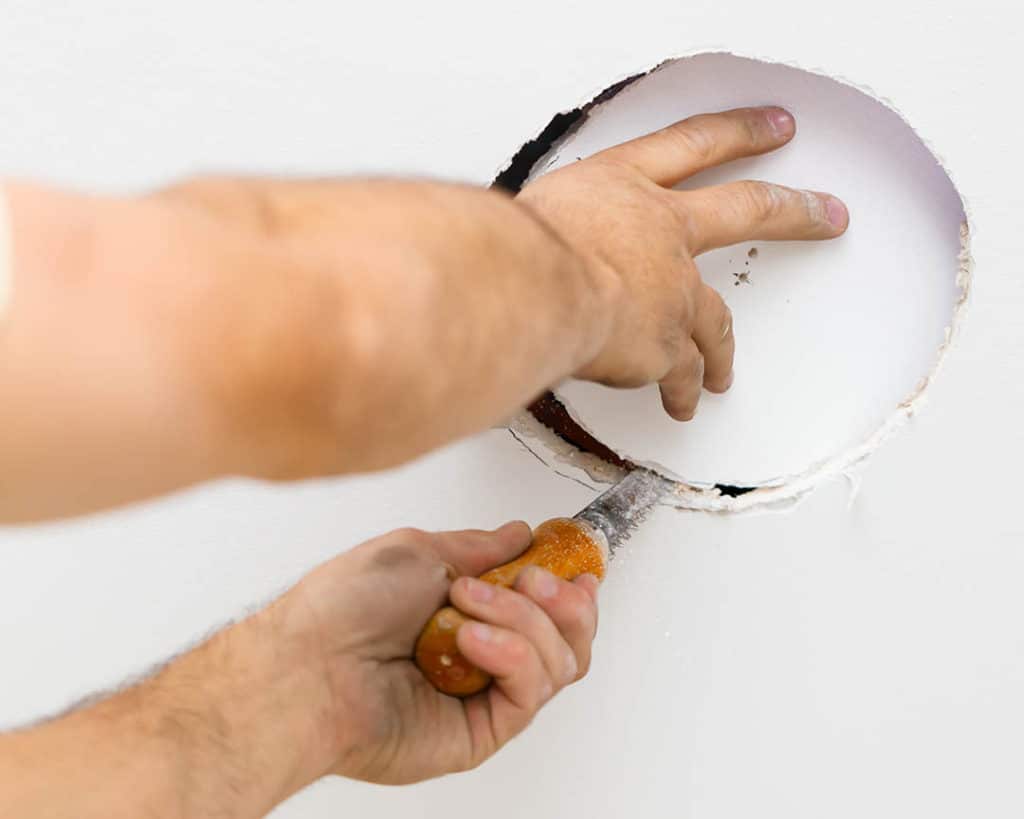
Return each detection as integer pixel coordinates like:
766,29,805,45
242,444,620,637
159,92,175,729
518,106,849,421
0,108,849,522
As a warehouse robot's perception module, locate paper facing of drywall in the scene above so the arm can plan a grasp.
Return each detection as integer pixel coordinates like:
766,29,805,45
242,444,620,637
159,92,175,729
528,54,966,489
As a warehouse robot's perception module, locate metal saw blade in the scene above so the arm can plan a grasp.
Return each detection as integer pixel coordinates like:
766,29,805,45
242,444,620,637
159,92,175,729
573,468,675,555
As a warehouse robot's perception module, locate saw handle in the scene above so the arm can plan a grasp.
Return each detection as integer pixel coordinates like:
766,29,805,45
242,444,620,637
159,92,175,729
414,517,608,697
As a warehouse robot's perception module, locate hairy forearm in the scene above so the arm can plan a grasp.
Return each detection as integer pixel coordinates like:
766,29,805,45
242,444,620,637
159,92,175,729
0,177,615,520
0,601,335,819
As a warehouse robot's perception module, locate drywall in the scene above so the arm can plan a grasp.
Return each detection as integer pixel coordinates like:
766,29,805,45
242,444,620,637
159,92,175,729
1,2,1022,819
530,54,967,493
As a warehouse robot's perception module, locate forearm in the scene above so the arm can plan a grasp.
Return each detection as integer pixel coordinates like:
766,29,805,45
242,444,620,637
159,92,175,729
0,182,228,521
0,177,616,521
169,177,619,476
0,601,335,819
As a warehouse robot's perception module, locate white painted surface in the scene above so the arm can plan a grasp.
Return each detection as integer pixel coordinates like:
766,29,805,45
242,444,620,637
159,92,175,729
1,3,1022,819
547,55,965,487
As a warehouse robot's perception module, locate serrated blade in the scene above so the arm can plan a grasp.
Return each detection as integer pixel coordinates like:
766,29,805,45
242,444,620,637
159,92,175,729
573,468,675,556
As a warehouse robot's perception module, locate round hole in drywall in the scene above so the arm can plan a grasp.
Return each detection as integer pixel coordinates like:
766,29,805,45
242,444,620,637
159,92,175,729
511,53,968,491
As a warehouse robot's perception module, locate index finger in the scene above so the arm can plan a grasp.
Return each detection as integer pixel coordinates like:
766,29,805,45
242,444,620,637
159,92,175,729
591,106,796,188
682,181,849,255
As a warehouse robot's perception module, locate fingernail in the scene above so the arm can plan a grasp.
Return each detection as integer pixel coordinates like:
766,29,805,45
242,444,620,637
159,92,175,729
469,622,494,643
540,681,554,702
722,370,734,391
766,108,795,139
464,577,495,603
825,196,849,230
531,568,560,600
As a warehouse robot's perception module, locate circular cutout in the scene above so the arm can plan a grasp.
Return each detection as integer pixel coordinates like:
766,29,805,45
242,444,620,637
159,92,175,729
528,53,966,488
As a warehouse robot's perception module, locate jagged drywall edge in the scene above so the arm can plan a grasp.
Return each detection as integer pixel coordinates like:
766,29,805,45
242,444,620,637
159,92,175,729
504,51,975,515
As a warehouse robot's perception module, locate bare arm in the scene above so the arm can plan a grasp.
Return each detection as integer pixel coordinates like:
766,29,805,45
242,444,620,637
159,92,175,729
0,179,612,520
0,523,600,817
0,106,847,522
0,107,849,819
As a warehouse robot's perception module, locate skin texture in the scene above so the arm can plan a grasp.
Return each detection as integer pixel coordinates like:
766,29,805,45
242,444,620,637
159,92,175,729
0,106,845,522
0,107,848,816
519,107,846,417
0,524,598,816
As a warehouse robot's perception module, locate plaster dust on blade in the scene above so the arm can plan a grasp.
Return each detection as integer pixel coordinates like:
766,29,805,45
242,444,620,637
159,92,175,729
501,53,969,513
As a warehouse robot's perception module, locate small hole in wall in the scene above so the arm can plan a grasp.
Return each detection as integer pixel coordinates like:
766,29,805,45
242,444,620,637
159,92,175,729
501,53,968,491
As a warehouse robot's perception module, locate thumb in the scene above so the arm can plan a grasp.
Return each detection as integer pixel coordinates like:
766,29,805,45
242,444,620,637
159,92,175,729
430,521,533,578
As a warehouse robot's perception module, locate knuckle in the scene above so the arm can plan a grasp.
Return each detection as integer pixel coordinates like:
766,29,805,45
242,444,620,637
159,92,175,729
505,582,544,623
504,634,532,666
535,680,554,711
559,591,592,634
667,120,716,164
681,285,700,325
579,603,599,643
657,296,694,360
564,580,592,610
673,203,703,250
658,331,685,368
515,589,545,624
562,646,579,683
389,526,432,546
740,112,762,147
739,181,782,221
576,654,592,679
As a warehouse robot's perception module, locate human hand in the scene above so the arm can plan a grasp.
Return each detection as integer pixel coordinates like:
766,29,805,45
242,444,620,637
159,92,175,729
281,521,599,785
0,521,596,818
517,106,849,421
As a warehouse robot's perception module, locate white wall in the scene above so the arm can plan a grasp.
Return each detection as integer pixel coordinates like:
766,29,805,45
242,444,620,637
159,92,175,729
1,2,1022,817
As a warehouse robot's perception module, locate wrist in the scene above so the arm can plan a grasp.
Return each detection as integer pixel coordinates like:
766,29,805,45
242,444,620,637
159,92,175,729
168,601,341,816
513,194,622,376
0,596,343,819
574,253,622,374
127,600,340,818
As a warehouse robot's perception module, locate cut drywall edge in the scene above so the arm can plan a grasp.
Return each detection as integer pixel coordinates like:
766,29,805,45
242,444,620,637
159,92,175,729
501,52,974,516
510,221,972,515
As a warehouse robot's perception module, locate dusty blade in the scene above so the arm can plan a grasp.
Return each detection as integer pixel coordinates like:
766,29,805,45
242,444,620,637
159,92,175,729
574,468,675,556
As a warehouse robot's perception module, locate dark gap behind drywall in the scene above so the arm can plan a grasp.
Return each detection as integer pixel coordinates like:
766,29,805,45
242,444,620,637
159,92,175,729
492,74,645,195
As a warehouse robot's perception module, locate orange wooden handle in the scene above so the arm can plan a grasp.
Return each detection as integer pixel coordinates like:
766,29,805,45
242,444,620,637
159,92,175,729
414,517,608,697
